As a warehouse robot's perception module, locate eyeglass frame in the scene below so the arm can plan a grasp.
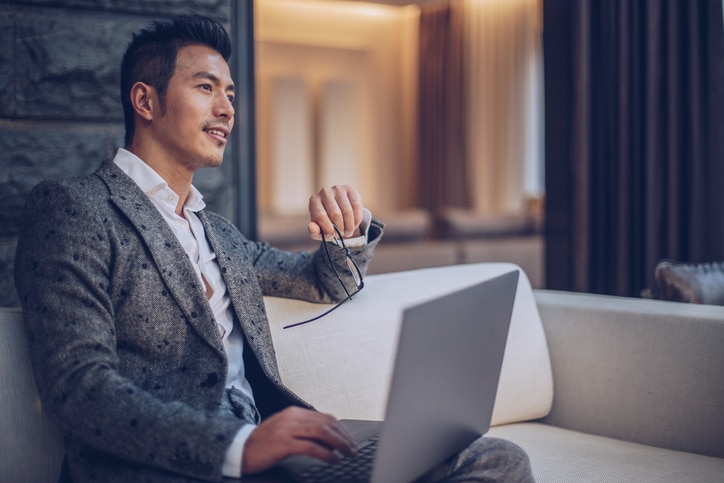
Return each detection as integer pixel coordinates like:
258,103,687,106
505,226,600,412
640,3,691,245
283,224,364,329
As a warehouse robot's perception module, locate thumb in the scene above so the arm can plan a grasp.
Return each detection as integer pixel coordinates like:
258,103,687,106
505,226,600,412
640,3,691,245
308,221,323,240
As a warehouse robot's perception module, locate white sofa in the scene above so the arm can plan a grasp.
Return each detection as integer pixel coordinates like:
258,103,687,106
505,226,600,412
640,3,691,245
2,263,724,482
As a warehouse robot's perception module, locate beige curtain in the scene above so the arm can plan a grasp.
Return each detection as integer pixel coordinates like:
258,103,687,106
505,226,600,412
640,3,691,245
464,0,542,216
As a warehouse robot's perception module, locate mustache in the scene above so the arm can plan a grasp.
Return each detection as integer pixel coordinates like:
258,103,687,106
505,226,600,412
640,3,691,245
201,120,230,130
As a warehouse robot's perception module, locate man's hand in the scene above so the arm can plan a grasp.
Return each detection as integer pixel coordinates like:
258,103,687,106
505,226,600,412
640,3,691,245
308,185,364,240
241,406,358,475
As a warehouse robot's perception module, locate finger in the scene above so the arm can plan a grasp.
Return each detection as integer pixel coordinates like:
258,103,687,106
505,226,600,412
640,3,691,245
308,191,337,238
316,186,363,237
300,430,357,459
332,426,358,457
323,415,357,450
334,188,362,237
290,439,341,464
306,420,356,456
314,418,358,457
292,412,358,457
346,189,364,233
308,221,322,239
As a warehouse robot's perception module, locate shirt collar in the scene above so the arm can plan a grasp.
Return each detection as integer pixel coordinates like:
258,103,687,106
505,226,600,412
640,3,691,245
112,148,206,213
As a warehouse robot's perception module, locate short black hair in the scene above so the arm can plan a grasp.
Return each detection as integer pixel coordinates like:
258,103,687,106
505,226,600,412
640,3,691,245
120,14,232,146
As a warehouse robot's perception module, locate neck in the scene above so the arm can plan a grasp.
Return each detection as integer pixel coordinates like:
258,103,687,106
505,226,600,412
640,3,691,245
126,143,193,216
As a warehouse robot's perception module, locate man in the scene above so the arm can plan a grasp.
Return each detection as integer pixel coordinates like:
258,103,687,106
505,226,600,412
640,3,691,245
14,14,533,482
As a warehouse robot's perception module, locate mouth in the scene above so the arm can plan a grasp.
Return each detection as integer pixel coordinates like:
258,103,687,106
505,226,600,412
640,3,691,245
204,125,229,144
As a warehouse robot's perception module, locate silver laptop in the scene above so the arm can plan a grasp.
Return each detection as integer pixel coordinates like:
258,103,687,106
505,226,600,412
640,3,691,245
250,269,519,483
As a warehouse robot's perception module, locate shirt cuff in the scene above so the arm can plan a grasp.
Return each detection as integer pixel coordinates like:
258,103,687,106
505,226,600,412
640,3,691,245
222,423,256,478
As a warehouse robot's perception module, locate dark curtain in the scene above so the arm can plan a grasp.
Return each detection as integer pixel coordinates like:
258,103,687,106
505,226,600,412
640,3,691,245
544,0,724,296
417,0,470,215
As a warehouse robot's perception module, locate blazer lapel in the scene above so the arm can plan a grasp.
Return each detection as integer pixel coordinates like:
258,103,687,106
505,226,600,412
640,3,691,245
95,161,225,357
199,211,283,385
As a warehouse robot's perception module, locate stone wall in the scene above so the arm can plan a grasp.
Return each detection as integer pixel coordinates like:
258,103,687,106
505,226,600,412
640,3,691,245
0,0,236,307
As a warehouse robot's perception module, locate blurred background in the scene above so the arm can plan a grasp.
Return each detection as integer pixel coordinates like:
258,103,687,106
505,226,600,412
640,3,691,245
1,0,723,307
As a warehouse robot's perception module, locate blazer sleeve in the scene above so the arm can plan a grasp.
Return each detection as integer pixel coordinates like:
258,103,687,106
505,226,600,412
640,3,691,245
205,210,384,303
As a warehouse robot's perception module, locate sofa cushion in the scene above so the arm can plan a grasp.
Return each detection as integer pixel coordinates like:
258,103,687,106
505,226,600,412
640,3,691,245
372,209,431,242
265,263,553,426
459,236,544,289
489,422,724,483
366,240,459,275
435,208,539,239
648,260,724,305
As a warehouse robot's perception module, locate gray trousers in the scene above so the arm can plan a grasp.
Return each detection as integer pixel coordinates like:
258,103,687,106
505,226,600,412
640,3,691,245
417,436,535,482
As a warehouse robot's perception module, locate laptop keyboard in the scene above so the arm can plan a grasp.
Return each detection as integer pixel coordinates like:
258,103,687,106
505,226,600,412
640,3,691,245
294,435,379,483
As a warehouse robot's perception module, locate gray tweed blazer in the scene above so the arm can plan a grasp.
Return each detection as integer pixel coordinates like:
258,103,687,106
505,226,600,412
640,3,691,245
14,161,383,482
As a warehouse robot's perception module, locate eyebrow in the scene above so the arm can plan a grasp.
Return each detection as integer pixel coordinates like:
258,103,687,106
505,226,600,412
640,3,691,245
192,71,235,93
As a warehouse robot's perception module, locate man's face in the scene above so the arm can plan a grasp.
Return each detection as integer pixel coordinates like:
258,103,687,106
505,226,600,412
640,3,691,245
152,44,235,171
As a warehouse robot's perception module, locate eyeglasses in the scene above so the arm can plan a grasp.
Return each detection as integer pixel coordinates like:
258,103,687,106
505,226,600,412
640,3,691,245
283,224,364,329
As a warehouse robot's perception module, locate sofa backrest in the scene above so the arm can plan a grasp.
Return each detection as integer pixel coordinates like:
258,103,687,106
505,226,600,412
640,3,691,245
265,262,554,427
0,308,65,483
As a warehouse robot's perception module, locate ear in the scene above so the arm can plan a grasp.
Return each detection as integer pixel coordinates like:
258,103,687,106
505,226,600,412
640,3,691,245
129,82,158,121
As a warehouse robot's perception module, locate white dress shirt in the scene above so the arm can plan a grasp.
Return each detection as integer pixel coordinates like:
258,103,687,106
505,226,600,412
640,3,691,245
114,149,254,476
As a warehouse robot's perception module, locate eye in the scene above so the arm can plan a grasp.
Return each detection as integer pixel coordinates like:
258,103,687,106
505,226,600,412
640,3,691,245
199,84,212,92
227,94,235,104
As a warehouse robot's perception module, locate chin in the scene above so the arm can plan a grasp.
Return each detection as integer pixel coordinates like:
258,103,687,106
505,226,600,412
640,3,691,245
199,151,225,168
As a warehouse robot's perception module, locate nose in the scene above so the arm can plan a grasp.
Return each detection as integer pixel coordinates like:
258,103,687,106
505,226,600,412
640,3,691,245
214,92,235,120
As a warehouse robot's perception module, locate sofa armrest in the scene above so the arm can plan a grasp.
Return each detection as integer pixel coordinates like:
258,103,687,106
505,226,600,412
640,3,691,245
535,290,724,458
